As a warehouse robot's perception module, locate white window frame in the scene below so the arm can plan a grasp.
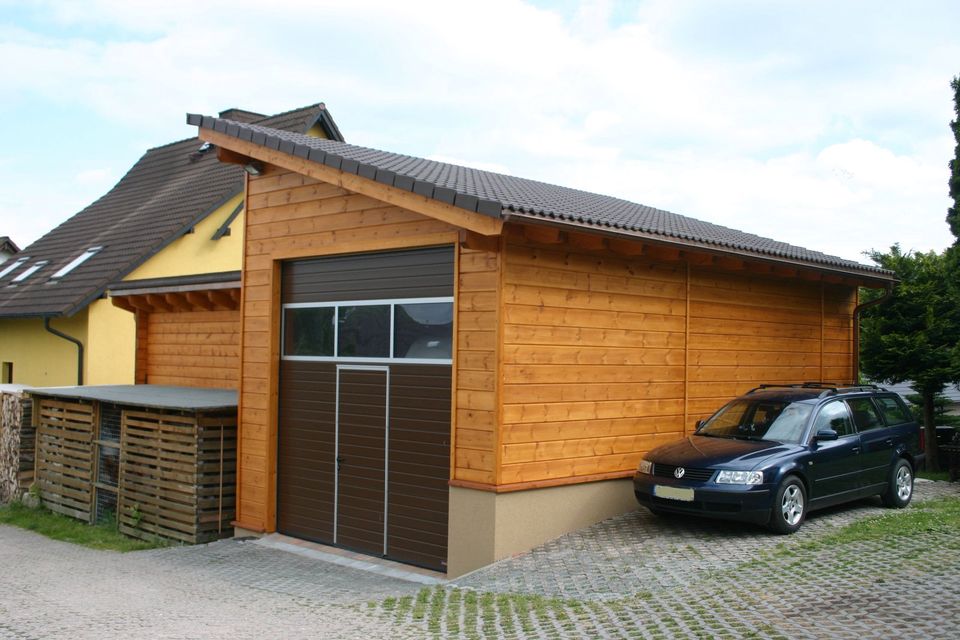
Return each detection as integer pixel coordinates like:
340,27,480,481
282,296,454,365
0,257,29,279
50,246,103,280
11,260,49,283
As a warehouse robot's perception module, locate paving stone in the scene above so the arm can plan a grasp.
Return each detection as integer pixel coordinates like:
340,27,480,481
1,480,958,639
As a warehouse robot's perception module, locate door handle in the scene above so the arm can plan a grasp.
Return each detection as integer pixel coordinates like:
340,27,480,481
851,447,860,454
884,439,893,446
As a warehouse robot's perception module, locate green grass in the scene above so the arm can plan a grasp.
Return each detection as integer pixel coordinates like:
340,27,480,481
802,497,960,548
0,501,167,552
918,470,952,482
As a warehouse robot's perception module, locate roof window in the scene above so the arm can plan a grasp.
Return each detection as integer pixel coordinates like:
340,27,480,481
0,257,28,279
50,246,102,280
11,260,49,283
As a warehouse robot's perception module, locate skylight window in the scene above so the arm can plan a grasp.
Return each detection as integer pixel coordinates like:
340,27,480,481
11,260,48,283
50,246,103,280
0,257,28,279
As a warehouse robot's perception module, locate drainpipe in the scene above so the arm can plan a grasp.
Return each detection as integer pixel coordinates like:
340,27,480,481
852,282,894,384
44,316,84,385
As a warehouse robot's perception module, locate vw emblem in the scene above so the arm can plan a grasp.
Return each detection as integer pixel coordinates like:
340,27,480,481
674,467,686,479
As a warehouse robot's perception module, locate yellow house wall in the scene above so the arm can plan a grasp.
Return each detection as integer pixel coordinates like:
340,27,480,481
0,312,88,387
85,298,135,384
124,193,245,281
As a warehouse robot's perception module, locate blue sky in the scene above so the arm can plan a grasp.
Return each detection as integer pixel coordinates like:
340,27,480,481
1,0,958,263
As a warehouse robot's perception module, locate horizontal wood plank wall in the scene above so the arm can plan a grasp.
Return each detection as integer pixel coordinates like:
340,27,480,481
821,284,856,384
686,270,855,422
499,239,688,486
455,246,500,485
144,310,240,389
499,234,858,487
238,166,463,532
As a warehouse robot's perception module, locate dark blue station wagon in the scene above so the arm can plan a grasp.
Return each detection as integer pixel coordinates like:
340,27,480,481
633,384,924,533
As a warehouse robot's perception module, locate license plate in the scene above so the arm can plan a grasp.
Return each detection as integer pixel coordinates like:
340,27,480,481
654,485,695,502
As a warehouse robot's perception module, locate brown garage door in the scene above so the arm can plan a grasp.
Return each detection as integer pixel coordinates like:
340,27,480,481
277,246,453,572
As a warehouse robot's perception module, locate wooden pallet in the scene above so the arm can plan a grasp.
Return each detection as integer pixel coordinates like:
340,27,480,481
118,409,237,544
34,399,95,521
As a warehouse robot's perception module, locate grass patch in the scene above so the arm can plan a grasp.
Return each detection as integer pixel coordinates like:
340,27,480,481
802,497,960,549
0,501,167,552
918,470,952,482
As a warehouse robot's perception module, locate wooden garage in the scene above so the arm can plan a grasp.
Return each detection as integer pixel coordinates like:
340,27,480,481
277,247,453,570
190,113,897,576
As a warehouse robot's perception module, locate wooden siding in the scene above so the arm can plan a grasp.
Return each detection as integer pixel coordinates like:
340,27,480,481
498,234,856,487
455,245,500,485
237,166,466,532
143,310,240,389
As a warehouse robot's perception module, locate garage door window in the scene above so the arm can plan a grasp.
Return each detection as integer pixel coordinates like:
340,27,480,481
283,297,453,364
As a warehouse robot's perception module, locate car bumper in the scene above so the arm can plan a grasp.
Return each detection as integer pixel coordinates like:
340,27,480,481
633,472,773,525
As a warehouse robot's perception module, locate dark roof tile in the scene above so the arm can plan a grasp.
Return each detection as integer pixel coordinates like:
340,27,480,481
0,103,343,318
193,117,892,279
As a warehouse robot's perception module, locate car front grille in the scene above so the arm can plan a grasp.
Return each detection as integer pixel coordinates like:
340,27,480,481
653,464,714,482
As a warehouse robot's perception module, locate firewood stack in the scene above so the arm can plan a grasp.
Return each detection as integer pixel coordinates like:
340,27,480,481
0,391,32,504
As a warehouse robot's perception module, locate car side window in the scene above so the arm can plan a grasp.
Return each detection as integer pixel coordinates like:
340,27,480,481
875,395,912,426
813,401,855,437
846,398,885,432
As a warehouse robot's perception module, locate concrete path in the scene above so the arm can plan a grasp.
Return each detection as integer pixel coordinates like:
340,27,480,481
1,480,958,639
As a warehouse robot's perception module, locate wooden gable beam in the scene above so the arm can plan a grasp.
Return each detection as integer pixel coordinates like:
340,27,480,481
185,291,216,311
608,237,646,257
567,231,606,252
145,294,174,312
459,230,499,253
209,289,236,310
199,129,504,237
522,225,564,245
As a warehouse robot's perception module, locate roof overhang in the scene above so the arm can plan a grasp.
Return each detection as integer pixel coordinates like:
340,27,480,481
108,271,241,314
199,126,505,237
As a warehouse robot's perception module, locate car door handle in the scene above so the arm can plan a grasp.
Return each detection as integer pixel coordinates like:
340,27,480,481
851,447,860,454
884,439,893,446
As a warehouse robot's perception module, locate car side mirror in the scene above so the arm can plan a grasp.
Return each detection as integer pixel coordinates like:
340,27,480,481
695,419,705,431
814,429,838,442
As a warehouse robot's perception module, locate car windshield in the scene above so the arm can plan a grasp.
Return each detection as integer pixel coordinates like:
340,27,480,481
698,399,813,444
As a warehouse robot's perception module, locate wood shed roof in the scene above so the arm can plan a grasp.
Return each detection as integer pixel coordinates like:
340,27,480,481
189,114,895,284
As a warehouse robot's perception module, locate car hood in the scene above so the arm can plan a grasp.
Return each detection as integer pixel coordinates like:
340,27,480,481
649,435,800,470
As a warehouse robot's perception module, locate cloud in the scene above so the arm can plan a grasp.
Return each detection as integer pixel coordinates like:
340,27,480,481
0,0,957,261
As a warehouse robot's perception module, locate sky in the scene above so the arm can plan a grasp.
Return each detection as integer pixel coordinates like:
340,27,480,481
1,0,958,264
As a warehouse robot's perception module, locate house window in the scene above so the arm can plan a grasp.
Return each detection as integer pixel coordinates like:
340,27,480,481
282,297,453,364
50,246,102,280
1,362,12,384
11,260,48,283
0,257,28,280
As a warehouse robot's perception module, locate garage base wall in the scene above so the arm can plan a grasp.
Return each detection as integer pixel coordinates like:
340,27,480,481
447,478,636,577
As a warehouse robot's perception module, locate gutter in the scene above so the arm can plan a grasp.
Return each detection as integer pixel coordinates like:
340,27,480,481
852,282,895,383
44,317,84,385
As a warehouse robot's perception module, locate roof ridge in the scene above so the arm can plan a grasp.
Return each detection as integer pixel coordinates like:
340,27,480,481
191,115,893,280
252,102,324,125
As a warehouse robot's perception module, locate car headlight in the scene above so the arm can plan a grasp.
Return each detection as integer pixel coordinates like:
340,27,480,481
715,470,764,485
637,459,653,475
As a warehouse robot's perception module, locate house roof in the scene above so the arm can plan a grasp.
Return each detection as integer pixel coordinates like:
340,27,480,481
0,103,344,319
0,236,19,255
190,115,894,283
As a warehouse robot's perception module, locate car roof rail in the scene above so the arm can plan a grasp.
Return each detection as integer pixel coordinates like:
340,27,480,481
747,382,887,397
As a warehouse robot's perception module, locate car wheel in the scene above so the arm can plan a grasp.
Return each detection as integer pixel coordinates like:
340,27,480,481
769,476,806,534
881,458,913,508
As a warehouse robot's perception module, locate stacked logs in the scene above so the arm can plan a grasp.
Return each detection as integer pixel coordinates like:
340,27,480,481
0,391,32,504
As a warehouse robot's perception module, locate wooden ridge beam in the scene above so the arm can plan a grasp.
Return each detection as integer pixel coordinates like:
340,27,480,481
199,128,504,237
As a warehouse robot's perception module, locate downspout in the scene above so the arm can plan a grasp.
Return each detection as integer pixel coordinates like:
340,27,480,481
44,316,84,385
852,282,895,384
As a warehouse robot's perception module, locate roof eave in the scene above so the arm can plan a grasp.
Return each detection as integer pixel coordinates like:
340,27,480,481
502,211,896,286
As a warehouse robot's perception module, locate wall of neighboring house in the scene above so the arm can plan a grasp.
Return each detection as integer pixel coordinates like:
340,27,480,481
124,194,245,280
0,313,89,386
114,193,245,389
85,298,136,384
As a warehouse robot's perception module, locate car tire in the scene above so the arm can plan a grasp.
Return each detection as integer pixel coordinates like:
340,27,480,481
880,458,913,509
768,476,806,534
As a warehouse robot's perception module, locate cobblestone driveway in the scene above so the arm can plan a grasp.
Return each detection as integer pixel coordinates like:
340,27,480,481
2,481,958,639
